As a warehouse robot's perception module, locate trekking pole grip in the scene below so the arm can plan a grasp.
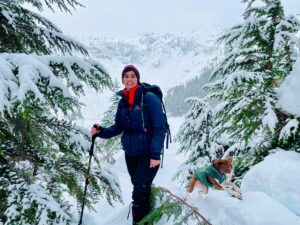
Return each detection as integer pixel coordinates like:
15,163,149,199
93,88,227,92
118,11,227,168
89,125,99,156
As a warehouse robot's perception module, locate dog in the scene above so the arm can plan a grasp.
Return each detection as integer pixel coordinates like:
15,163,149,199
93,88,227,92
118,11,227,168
184,157,242,199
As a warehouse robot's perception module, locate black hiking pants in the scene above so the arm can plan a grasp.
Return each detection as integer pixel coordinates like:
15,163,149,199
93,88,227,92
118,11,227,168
125,153,159,225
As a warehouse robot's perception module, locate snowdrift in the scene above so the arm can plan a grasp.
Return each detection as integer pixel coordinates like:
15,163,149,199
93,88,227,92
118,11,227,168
215,150,300,225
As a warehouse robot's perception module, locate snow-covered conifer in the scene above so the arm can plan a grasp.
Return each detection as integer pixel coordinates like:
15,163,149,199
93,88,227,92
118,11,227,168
95,80,122,164
174,97,223,185
205,0,300,155
0,1,121,224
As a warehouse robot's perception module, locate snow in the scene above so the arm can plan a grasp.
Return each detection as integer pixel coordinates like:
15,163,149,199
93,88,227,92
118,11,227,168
75,32,222,126
223,71,263,90
216,192,300,225
261,96,278,133
278,59,300,116
241,150,300,217
216,150,300,225
83,32,220,92
80,117,300,225
2,1,299,224
0,53,108,118
4,178,70,225
2,24,298,224
1,51,298,225
279,119,299,140
81,117,184,225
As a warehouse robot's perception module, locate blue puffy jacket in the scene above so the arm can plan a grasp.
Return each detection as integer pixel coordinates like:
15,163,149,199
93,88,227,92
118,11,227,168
98,85,166,160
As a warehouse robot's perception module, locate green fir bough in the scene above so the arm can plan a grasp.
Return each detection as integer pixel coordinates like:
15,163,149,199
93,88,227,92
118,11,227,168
0,1,121,224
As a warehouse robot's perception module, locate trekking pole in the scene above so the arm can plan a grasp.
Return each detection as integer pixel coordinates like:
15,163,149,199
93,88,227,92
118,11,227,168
78,127,97,225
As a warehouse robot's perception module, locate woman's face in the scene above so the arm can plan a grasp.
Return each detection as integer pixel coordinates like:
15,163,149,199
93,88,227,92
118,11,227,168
122,71,138,90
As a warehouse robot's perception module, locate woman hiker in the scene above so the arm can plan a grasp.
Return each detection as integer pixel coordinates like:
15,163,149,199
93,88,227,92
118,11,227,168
90,65,166,224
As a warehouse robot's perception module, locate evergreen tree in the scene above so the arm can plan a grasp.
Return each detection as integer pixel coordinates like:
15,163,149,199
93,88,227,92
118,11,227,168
205,0,300,156
165,66,213,116
95,80,122,164
0,1,121,224
0,0,86,54
174,97,223,185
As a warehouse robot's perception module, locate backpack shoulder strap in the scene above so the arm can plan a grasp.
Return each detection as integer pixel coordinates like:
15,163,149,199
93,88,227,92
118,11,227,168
141,91,172,147
141,93,146,130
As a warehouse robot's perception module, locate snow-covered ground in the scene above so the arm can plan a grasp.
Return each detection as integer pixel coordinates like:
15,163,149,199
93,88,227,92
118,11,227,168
79,117,300,225
215,150,300,225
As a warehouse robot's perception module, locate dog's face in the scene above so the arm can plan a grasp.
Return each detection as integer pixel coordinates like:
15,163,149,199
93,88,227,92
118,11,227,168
212,157,233,174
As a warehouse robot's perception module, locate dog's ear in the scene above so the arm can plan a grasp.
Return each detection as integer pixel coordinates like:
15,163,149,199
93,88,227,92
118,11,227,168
212,160,223,169
212,159,221,165
212,159,218,164
216,160,232,174
226,156,233,163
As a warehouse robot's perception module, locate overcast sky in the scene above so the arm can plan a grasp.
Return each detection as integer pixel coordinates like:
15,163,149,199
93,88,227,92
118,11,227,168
39,0,300,38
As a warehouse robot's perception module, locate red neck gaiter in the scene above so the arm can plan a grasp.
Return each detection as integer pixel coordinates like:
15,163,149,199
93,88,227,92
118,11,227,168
122,85,140,106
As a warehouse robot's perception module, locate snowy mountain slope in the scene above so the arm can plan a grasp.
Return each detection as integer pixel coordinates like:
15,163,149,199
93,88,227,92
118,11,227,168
77,30,221,126
85,30,221,89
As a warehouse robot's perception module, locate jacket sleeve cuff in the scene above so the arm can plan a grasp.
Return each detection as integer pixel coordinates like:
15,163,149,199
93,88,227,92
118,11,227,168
151,152,161,160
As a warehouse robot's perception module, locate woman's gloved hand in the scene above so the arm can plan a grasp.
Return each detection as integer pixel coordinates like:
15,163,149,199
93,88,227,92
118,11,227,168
90,123,102,136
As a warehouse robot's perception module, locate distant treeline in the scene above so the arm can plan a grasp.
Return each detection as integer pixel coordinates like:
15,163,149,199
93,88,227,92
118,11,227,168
165,67,212,116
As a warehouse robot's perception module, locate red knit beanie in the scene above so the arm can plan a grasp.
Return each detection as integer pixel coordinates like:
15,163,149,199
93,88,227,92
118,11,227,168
121,65,140,84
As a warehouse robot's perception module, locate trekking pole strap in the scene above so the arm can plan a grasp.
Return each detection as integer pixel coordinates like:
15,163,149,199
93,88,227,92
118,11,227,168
161,148,164,168
162,103,172,148
168,128,172,143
